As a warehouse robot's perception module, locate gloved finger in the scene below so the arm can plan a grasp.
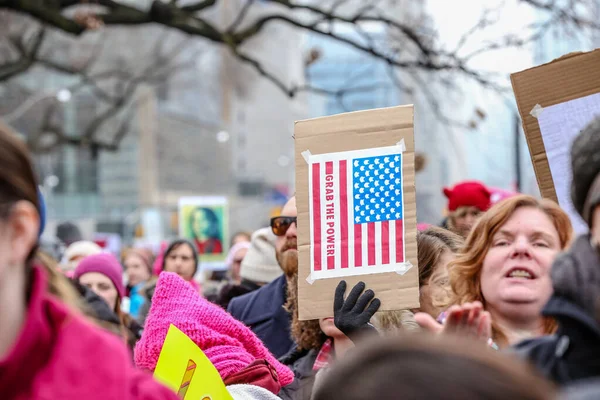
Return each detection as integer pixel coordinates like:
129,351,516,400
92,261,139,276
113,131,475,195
342,281,366,312
363,297,381,319
353,289,375,314
334,280,347,312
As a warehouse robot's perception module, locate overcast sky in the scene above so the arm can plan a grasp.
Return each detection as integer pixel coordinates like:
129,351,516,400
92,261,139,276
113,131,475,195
426,0,537,75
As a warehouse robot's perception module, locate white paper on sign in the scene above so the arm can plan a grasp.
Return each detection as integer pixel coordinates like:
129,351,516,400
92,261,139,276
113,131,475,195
537,92,600,234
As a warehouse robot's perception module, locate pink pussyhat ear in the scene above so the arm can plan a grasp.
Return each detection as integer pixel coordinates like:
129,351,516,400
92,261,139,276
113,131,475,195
443,187,452,198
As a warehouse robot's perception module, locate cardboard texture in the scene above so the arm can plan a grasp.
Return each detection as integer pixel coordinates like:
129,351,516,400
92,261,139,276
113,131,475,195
294,105,419,321
511,49,600,202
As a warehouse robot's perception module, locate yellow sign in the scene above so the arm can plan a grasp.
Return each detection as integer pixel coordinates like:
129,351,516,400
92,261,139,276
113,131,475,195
154,324,233,400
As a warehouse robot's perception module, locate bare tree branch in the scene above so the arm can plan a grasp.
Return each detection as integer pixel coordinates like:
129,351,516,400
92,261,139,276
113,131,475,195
0,26,45,80
2,0,598,153
3,24,197,152
226,0,255,33
520,0,600,30
181,0,217,13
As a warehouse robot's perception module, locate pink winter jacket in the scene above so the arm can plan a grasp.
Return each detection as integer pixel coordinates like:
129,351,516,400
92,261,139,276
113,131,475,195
0,266,178,400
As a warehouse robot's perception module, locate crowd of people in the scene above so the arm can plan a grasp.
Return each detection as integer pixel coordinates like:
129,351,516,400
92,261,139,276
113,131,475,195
2,114,600,400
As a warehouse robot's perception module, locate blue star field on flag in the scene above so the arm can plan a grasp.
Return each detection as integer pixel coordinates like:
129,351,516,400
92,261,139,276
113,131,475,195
352,154,403,224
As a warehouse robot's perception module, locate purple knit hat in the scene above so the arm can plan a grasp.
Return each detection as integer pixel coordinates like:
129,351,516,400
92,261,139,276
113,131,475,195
134,272,294,387
73,253,125,298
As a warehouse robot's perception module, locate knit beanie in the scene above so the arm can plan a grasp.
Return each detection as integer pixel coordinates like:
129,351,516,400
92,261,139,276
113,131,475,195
226,242,252,269
73,253,125,298
64,240,103,271
134,272,294,387
126,248,154,275
240,228,282,284
571,116,600,226
443,181,491,212
489,188,517,205
152,241,168,276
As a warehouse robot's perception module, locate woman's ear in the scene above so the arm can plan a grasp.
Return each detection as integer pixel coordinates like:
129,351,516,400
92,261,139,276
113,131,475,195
8,200,39,265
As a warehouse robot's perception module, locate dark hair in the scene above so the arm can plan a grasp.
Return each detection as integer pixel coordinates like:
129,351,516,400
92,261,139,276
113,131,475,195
571,116,600,225
161,239,199,274
313,334,556,400
189,207,220,239
0,123,40,261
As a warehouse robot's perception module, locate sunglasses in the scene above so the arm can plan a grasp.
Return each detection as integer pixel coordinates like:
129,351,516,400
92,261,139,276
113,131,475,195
270,216,297,237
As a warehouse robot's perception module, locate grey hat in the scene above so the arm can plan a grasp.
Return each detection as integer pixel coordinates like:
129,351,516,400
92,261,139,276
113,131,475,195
571,116,600,226
240,227,282,284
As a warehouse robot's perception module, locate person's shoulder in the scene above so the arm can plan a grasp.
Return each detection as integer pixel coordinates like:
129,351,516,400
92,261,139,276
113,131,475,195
230,276,284,307
511,334,560,365
50,303,132,369
228,284,261,316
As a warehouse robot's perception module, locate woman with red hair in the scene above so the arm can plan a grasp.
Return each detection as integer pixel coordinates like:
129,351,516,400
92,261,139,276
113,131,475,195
417,195,573,348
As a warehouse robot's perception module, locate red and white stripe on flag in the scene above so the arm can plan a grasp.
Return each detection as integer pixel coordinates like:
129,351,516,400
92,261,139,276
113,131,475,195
307,145,406,281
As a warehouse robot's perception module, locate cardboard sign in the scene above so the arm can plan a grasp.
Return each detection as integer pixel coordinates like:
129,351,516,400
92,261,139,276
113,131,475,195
154,324,233,400
178,196,229,269
295,105,419,320
511,49,600,232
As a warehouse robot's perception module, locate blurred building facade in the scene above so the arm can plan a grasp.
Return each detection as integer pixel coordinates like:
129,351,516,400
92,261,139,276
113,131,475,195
2,3,307,244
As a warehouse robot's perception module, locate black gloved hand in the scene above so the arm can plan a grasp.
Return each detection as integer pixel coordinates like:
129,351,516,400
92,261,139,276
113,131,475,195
333,280,381,342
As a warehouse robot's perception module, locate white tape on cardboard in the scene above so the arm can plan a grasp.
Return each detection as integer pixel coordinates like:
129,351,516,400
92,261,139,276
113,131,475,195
302,150,312,163
396,139,406,152
395,260,413,275
530,104,544,119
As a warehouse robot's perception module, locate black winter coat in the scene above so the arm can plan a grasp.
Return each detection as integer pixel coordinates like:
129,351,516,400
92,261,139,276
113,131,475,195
515,297,600,384
228,275,295,358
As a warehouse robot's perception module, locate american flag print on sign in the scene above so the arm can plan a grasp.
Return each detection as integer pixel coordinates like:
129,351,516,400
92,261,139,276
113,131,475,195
307,145,409,281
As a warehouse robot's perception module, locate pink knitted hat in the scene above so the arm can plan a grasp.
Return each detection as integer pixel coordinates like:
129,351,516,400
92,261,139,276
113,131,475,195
73,253,125,298
134,272,294,387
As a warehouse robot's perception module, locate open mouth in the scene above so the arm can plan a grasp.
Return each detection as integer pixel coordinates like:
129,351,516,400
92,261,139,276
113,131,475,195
505,267,536,280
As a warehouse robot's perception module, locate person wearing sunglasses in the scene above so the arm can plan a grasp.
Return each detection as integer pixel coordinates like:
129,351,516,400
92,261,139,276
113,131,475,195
228,197,298,358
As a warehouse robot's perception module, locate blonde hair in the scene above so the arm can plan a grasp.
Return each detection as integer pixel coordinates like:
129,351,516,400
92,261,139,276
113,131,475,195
417,228,464,313
371,310,420,333
35,251,84,309
447,195,573,346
